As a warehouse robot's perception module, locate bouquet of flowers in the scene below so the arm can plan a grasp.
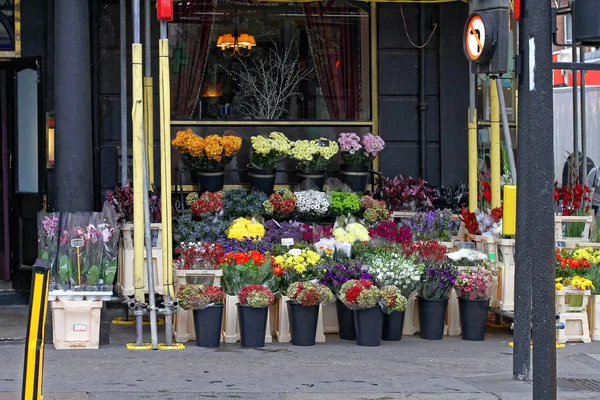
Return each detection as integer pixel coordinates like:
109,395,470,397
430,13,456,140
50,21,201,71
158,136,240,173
290,138,339,173
364,250,424,297
368,221,412,245
176,284,223,310
262,220,304,245
409,209,454,242
447,249,489,266
454,266,497,300
263,188,297,219
174,242,225,270
172,129,242,171
556,276,595,291
320,261,373,294
273,248,322,283
333,222,370,244
459,207,503,236
226,217,266,241
187,191,224,218
380,286,408,314
403,240,448,267
554,179,592,237
360,195,389,224
38,212,60,287
238,284,275,308
330,191,360,215
222,189,267,219
339,279,381,309
338,133,384,166
571,247,600,264
419,263,458,300
250,131,292,169
555,248,593,279
100,203,120,288
220,250,278,295
287,281,334,306
295,190,330,219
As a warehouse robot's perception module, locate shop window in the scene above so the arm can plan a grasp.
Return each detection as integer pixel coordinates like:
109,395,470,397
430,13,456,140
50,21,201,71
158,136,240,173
16,68,38,193
0,0,15,52
169,0,371,121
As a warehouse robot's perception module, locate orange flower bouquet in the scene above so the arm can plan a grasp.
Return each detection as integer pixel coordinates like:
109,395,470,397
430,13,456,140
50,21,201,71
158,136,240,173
172,129,242,171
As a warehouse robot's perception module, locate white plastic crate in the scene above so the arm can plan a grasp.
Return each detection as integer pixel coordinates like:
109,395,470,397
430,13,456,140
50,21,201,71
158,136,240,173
117,245,163,296
51,300,102,349
121,223,163,250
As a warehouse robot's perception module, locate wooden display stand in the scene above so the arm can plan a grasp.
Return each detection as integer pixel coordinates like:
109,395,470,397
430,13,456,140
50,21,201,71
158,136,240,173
493,238,515,311
554,215,593,248
556,289,591,344
173,269,223,343
51,300,102,349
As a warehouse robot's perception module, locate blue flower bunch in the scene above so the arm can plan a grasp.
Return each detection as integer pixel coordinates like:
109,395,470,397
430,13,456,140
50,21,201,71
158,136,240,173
409,209,454,242
418,263,458,300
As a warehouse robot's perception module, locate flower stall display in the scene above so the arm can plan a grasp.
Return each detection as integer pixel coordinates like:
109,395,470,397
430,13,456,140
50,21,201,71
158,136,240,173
454,265,497,341
360,195,389,225
222,189,267,220
417,258,457,340
380,175,435,212
555,248,593,279
447,248,490,266
226,218,266,241
173,212,231,244
263,188,297,219
272,248,322,285
556,276,594,309
433,182,469,214
330,191,360,216
404,240,448,268
409,209,454,242
177,284,224,347
237,284,275,347
338,279,383,346
187,191,224,218
220,250,278,295
172,129,242,192
295,190,330,219
321,261,373,340
338,133,385,192
291,138,339,190
333,222,370,244
380,285,408,341
38,212,60,288
286,282,335,346
262,220,305,245
364,250,424,298
249,132,293,194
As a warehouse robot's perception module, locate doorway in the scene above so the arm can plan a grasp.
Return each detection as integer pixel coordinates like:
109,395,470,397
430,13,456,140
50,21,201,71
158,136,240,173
0,58,46,293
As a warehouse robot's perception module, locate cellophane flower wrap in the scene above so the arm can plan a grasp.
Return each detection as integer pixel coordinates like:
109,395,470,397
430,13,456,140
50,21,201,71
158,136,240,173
38,212,60,288
419,263,458,300
339,279,381,310
250,131,292,170
263,188,297,219
365,250,424,298
321,261,373,295
287,281,334,306
290,138,339,173
172,129,242,171
360,195,390,224
295,190,330,218
177,284,223,310
446,248,489,267
380,285,407,314
82,212,105,288
227,217,266,241
221,251,278,295
454,265,497,300
99,203,119,290
238,284,275,308
338,132,384,166
273,248,322,283
187,191,224,218
409,209,454,242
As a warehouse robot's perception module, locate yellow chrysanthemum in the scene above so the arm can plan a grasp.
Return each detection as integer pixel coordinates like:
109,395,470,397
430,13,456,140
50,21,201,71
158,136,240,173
555,282,564,290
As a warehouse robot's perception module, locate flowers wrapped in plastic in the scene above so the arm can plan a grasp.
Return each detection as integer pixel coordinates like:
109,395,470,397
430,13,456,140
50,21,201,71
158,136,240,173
454,266,497,301
172,129,242,171
286,281,334,306
365,250,424,298
174,242,225,271
338,279,381,310
380,285,408,314
38,212,60,288
290,137,339,173
99,204,119,291
250,131,292,170
446,248,489,266
238,284,275,308
177,284,223,310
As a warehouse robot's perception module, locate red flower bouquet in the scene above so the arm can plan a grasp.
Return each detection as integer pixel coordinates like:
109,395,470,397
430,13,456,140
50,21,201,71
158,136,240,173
403,240,448,267
338,279,381,309
176,284,223,310
220,251,277,296
555,248,592,279
190,191,224,218
174,242,225,270
287,281,334,306
238,284,275,308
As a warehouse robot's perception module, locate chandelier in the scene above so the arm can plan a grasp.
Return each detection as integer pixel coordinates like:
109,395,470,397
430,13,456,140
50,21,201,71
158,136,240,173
216,8,255,57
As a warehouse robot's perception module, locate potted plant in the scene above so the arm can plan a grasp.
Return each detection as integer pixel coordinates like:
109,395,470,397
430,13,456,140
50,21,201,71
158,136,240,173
320,261,374,341
248,132,292,195
237,284,275,347
172,129,242,193
380,286,408,341
339,279,383,346
286,282,334,346
263,188,297,220
290,138,339,190
177,284,224,347
295,190,330,221
454,265,497,341
337,133,384,192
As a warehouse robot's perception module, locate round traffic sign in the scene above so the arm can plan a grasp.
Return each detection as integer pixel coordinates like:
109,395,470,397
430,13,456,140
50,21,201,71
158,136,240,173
463,13,496,64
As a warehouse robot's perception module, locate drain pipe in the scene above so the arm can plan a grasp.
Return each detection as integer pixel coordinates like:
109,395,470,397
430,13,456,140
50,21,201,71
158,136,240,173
496,79,517,184
417,4,428,179
580,48,588,179
120,0,127,186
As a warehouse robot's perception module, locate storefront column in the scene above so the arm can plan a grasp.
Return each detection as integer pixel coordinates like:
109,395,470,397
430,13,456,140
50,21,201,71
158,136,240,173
54,0,94,211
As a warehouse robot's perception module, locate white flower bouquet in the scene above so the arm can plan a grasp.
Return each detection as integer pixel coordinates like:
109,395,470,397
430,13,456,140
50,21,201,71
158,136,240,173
364,251,425,297
295,190,330,219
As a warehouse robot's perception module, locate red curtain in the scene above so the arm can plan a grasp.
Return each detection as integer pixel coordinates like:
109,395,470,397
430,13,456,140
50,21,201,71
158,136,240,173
304,3,361,120
171,0,217,119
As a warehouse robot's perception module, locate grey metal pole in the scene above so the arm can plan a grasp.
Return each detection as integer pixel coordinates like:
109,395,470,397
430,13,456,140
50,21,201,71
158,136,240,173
120,0,128,186
133,0,140,44
572,17,579,171
418,4,427,179
144,0,151,76
518,0,557,397
496,79,517,183
580,47,588,179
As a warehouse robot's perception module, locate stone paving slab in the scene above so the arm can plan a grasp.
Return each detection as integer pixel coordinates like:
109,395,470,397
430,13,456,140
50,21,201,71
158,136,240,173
0,306,28,341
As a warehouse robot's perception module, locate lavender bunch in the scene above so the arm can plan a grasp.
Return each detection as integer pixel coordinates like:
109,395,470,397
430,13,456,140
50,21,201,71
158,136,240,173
262,220,304,244
320,261,373,294
409,209,453,242
418,263,458,300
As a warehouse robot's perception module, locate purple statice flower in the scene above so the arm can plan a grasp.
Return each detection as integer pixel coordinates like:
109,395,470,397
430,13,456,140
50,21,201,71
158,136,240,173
361,133,385,157
320,261,373,293
419,263,458,300
338,133,362,154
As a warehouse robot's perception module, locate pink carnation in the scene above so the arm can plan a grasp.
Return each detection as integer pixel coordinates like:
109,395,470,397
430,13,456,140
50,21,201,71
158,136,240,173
362,133,385,157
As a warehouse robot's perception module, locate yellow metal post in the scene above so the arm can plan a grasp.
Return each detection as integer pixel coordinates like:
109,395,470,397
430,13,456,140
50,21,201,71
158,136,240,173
22,262,50,400
132,43,145,304
159,39,174,300
490,79,501,208
144,77,154,185
468,108,478,211
503,185,517,236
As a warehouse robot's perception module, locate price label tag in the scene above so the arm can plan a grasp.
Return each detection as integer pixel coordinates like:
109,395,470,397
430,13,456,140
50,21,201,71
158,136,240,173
556,241,566,248
319,139,330,147
281,238,294,246
71,238,84,248
458,241,475,249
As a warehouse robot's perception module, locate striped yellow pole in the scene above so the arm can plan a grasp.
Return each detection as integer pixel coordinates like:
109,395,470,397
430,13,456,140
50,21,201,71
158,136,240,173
490,80,501,208
22,262,50,400
144,77,154,185
468,108,478,211
159,39,174,299
132,43,145,303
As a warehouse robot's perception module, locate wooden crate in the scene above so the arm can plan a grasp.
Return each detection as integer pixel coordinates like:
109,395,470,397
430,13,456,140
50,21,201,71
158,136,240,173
587,295,600,341
173,269,224,343
554,215,593,244
51,300,102,350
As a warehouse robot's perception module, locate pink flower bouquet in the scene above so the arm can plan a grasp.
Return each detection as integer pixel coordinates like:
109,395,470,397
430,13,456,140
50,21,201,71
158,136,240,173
338,132,385,166
454,266,497,301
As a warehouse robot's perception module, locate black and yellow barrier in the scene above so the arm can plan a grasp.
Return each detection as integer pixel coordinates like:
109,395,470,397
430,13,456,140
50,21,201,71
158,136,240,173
21,259,50,400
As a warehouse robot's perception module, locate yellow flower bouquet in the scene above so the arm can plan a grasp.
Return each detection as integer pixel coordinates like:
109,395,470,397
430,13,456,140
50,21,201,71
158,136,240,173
172,129,242,171
290,138,339,174
226,217,266,241
250,132,292,170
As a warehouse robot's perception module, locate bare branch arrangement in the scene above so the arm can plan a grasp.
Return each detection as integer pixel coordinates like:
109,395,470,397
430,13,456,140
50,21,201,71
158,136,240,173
235,40,313,120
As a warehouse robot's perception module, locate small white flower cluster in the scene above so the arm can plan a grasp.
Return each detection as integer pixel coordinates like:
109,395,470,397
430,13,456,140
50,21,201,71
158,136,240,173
295,190,330,218
447,248,488,263
367,253,422,295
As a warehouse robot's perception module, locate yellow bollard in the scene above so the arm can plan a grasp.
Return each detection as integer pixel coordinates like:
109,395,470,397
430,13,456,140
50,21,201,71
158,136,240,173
21,260,50,400
490,80,501,208
503,185,517,236
468,108,478,211
144,77,154,185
